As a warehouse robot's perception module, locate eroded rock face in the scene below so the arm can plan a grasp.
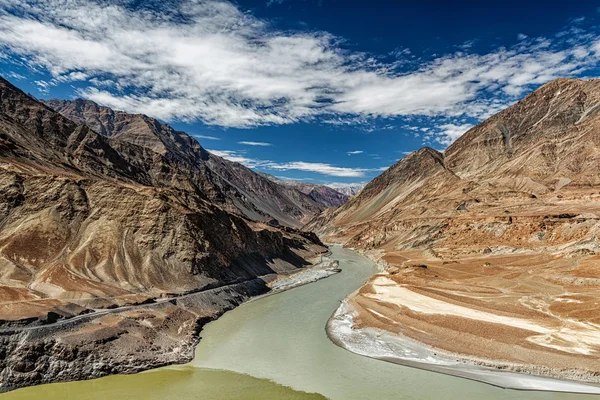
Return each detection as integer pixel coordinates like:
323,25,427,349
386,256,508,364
44,98,324,228
0,76,327,391
309,78,600,381
0,279,270,392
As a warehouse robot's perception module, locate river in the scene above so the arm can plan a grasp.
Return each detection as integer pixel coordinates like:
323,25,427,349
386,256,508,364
3,246,598,399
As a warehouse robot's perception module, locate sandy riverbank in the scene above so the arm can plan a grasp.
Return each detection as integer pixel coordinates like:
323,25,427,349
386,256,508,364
326,299,600,394
267,259,341,292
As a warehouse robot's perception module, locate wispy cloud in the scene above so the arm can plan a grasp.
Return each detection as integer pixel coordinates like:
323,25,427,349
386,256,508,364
0,0,598,128
208,149,262,167
275,175,314,181
194,134,221,141
269,161,370,177
238,141,273,146
347,150,363,155
208,149,385,177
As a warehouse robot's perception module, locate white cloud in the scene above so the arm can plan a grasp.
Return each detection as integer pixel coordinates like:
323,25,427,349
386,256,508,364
347,150,363,155
433,123,474,146
7,71,24,79
518,33,528,41
0,1,598,128
208,149,263,167
194,134,220,141
275,176,314,181
268,161,370,177
208,148,384,177
238,141,273,146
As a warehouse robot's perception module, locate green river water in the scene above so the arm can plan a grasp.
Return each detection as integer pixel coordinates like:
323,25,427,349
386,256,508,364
3,246,599,399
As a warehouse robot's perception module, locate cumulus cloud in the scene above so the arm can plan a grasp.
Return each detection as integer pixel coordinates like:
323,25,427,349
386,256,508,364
208,149,385,177
0,0,598,128
238,141,273,146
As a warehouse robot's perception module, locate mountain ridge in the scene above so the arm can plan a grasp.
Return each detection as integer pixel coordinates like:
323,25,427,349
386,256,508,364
0,76,328,391
310,77,600,383
44,98,325,228
259,172,350,208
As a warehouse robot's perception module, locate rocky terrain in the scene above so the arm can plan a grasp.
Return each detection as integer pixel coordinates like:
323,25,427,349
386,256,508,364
309,78,600,383
45,99,324,228
0,76,328,391
260,173,350,208
325,183,364,197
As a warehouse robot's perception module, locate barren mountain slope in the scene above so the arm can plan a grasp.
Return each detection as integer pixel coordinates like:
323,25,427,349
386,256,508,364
44,99,323,227
0,76,327,318
311,78,600,382
260,173,350,208
0,77,327,390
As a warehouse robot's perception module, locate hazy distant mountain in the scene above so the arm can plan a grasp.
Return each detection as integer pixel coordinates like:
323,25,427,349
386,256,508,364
45,99,324,228
259,173,350,208
324,183,365,197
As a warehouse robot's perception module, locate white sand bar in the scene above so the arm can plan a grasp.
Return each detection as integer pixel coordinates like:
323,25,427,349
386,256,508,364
327,299,600,395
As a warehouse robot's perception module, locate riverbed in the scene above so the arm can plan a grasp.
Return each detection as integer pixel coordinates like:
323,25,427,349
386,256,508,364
3,246,599,399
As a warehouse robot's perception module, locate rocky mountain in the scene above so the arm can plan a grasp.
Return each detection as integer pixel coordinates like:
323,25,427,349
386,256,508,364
44,99,323,228
311,78,600,383
0,76,327,390
259,173,350,208
325,183,364,197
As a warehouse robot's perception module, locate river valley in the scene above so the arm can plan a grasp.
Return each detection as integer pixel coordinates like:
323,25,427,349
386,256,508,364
3,246,599,400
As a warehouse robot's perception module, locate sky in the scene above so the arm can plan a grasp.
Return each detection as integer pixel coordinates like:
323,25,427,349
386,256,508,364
1,0,600,187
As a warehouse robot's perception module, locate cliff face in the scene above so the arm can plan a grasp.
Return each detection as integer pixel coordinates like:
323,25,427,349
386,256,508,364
0,76,328,391
311,78,600,381
44,98,324,228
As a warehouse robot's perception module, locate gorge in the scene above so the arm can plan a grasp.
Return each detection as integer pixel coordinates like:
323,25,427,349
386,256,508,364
2,75,600,398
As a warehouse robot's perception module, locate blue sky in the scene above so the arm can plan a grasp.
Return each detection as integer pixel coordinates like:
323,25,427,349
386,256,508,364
1,0,600,186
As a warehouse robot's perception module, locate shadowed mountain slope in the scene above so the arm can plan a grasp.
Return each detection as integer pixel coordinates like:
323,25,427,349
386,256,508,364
44,98,324,228
0,77,326,321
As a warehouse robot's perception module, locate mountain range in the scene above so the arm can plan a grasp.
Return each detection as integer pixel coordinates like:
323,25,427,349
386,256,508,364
4,73,600,389
311,78,600,382
259,173,350,208
43,98,337,228
0,76,332,390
